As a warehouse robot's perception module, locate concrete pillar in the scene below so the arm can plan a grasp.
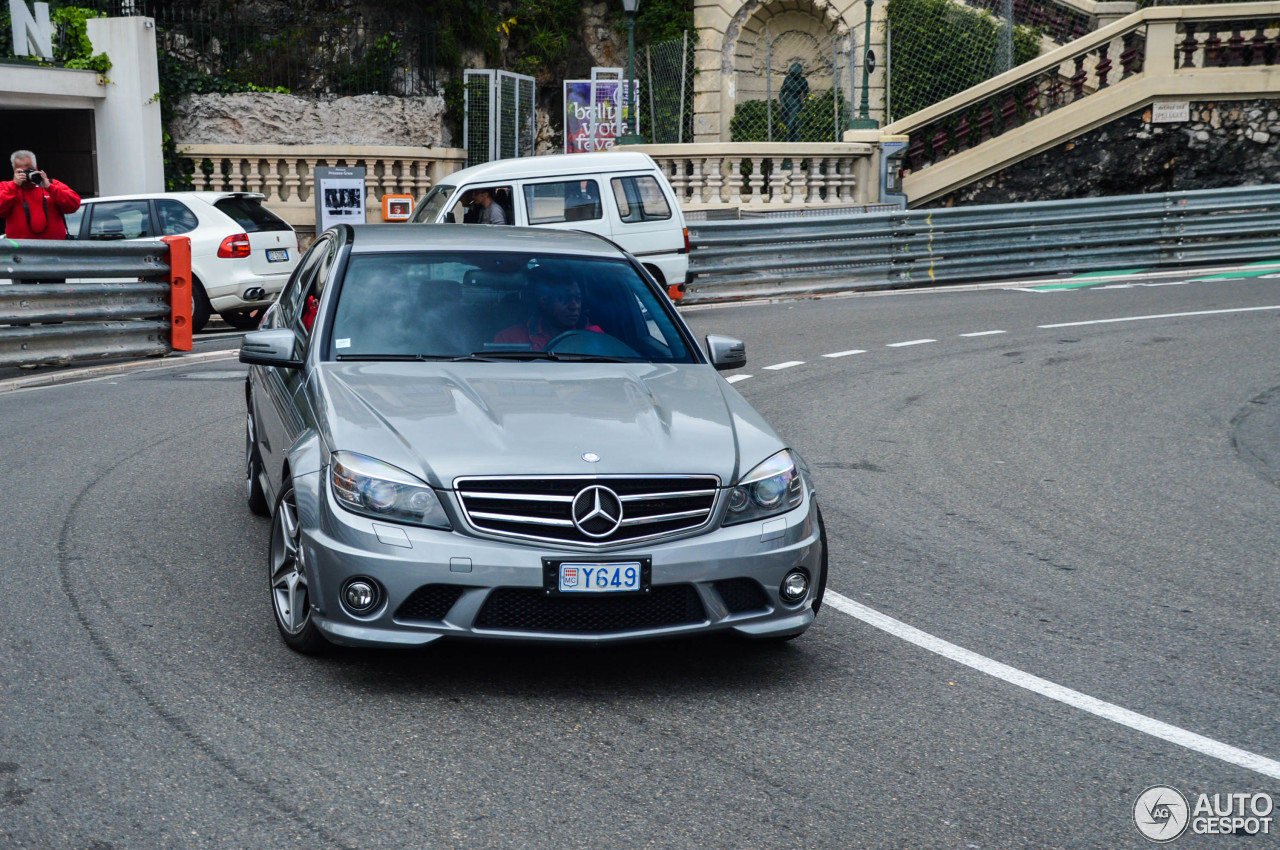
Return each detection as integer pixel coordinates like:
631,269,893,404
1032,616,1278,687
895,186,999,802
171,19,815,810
86,16,163,194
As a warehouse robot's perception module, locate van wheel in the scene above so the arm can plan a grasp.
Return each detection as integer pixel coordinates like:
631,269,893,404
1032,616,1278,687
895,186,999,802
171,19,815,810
191,277,211,333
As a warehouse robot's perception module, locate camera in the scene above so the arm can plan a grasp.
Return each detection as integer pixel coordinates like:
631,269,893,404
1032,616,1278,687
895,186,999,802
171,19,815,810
22,169,43,186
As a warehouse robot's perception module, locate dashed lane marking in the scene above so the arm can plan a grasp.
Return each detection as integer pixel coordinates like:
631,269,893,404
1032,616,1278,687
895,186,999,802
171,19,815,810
762,361,805,370
821,349,866,358
1039,305,1280,329
725,374,752,384
886,339,936,348
959,330,1005,337
825,591,1280,781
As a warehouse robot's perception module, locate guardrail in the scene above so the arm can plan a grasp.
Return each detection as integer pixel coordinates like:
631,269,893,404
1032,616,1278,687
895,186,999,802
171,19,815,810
0,237,193,368
685,183,1280,302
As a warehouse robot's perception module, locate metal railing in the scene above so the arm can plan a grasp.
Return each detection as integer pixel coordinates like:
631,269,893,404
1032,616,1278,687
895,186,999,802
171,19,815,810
0,238,193,368
685,183,1280,302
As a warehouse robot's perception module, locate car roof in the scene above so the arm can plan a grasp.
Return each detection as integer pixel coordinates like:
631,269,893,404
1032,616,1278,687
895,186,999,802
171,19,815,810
437,151,659,186
345,224,626,258
82,192,263,203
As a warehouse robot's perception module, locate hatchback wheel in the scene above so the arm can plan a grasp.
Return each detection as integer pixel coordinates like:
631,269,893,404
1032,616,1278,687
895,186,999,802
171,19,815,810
245,413,270,517
191,279,212,333
269,484,329,654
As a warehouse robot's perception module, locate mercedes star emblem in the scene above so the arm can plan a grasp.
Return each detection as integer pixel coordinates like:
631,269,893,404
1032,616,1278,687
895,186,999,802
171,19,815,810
571,485,623,538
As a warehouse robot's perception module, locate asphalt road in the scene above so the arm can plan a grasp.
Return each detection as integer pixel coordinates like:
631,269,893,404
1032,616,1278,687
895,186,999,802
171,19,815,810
1,269,1278,849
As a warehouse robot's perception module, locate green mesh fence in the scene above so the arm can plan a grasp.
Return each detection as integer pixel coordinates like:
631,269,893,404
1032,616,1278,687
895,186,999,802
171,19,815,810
637,33,695,144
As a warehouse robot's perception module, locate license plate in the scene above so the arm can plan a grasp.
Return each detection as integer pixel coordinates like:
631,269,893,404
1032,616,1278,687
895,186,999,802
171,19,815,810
266,249,289,262
557,561,642,593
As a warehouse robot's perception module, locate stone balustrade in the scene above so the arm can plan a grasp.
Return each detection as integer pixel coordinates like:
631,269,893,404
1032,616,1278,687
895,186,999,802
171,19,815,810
175,144,467,230
625,143,879,209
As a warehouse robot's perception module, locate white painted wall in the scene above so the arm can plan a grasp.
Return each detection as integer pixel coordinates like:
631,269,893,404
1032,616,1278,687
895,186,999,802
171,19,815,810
87,16,164,194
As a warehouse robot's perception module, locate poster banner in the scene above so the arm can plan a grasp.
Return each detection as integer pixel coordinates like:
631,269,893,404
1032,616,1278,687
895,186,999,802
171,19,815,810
563,80,638,153
313,166,367,233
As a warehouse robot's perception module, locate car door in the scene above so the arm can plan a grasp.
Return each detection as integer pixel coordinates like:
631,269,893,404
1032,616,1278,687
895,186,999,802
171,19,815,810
252,234,333,492
520,177,611,240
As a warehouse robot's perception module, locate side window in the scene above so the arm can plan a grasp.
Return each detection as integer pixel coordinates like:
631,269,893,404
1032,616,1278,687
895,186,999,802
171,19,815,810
278,236,329,328
87,200,155,240
611,176,672,223
523,180,602,224
155,199,199,235
290,237,339,340
63,207,85,240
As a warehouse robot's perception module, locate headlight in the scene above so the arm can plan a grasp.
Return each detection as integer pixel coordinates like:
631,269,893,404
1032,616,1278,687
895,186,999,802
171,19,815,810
723,450,805,526
330,451,451,529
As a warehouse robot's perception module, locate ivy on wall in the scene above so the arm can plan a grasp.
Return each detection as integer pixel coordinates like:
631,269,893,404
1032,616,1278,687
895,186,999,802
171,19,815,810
0,5,111,75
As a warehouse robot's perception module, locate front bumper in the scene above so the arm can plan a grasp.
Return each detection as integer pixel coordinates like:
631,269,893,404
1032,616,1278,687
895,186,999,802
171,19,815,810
293,472,824,647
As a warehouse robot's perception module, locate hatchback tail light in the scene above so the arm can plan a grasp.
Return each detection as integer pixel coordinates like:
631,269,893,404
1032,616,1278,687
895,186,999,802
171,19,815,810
218,233,251,259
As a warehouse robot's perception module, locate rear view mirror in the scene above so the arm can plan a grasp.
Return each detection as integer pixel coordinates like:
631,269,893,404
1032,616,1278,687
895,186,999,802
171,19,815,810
705,335,747,371
240,328,303,369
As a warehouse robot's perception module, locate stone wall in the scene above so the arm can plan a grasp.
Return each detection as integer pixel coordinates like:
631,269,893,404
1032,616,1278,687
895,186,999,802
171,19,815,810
928,98,1280,208
170,92,450,148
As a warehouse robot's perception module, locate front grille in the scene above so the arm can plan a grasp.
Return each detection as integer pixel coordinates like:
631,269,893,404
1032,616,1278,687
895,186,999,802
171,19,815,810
395,584,469,622
715,578,771,614
455,476,720,546
474,585,706,633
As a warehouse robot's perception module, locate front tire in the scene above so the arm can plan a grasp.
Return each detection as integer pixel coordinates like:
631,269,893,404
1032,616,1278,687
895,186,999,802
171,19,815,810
221,308,265,330
269,483,330,654
191,278,212,333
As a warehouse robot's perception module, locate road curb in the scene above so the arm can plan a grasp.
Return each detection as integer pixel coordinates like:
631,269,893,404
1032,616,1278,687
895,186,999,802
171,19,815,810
0,349,241,394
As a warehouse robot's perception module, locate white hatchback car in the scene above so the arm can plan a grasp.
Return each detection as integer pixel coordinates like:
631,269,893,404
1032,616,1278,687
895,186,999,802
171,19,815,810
66,192,300,331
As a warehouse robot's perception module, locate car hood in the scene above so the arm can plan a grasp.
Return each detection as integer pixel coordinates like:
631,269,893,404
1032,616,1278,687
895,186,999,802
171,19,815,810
310,362,786,489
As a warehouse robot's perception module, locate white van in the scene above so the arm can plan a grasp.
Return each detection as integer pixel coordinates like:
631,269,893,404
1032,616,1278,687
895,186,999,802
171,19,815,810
409,151,690,299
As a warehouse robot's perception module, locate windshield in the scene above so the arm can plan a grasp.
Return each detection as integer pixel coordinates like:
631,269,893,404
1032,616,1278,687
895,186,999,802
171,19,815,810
327,251,696,363
411,186,456,223
213,196,291,232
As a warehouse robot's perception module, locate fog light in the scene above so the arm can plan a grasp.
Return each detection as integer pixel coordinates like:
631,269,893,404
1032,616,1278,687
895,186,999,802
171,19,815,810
342,579,380,614
780,570,809,603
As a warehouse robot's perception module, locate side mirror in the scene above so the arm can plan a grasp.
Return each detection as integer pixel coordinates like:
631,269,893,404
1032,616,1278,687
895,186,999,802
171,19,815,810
240,328,303,369
705,334,747,371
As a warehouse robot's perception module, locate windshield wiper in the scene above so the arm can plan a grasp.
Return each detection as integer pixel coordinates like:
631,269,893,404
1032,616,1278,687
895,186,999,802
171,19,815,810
336,353,488,362
465,350,634,363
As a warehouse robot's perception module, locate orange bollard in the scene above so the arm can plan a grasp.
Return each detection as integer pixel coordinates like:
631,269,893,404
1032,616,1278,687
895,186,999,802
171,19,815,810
161,235,193,352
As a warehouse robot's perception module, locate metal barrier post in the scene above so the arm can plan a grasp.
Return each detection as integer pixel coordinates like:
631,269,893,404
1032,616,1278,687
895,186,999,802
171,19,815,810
161,236,193,352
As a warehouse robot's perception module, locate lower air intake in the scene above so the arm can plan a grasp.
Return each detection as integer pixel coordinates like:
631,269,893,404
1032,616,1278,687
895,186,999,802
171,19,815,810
474,585,706,634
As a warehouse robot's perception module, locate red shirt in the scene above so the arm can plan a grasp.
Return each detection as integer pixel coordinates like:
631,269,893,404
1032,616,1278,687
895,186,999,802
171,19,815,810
493,319,603,352
0,179,81,240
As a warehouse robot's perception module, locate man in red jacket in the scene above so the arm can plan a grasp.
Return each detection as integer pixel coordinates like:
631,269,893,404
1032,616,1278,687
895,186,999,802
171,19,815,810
0,149,81,240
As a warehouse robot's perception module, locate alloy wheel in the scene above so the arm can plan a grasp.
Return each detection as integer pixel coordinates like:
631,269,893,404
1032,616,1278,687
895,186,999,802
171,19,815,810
269,489,310,635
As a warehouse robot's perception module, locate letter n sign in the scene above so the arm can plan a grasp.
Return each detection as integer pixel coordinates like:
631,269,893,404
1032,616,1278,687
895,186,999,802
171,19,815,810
9,0,54,59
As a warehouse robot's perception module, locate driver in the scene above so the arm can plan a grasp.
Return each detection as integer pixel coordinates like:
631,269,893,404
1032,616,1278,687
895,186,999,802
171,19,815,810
493,272,602,352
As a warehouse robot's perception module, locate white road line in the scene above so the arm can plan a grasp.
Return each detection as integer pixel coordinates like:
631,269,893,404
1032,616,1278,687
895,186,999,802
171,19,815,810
1039,305,1280,329
724,374,752,384
1008,287,1055,293
959,330,1005,337
821,349,866,358
886,339,936,348
825,591,1280,780
762,361,805,370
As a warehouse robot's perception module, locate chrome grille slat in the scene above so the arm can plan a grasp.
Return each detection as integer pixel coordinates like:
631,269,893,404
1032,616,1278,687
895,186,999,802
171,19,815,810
619,509,710,527
455,475,720,546
468,511,577,527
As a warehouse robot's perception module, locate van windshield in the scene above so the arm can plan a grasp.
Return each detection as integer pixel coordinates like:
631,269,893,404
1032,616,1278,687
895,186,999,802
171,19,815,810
412,186,455,223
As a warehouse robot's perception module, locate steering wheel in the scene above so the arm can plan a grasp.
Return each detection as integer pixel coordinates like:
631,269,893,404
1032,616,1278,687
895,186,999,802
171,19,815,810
544,330,640,359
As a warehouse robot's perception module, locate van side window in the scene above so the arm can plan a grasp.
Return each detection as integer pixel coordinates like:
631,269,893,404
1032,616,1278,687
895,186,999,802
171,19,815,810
611,176,672,223
523,180,602,224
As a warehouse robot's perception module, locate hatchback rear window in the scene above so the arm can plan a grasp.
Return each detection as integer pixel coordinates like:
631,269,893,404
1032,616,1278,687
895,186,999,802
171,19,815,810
213,196,291,232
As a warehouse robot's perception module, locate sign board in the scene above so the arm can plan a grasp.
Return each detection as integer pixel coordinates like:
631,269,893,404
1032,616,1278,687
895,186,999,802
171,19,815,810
382,194,414,222
563,78,638,154
9,0,53,58
313,166,366,233
1152,102,1190,123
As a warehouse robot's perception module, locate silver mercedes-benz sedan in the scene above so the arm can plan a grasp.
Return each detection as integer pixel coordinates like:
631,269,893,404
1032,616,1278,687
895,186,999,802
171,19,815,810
241,225,826,653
